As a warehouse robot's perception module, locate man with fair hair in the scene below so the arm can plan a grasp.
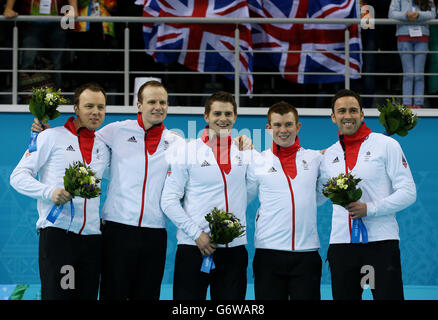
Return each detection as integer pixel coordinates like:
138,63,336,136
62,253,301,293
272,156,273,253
97,80,184,300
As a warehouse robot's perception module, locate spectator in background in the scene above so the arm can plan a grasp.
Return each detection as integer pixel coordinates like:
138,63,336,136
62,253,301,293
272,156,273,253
427,1,438,95
3,0,78,94
360,0,377,108
389,0,436,108
70,0,118,95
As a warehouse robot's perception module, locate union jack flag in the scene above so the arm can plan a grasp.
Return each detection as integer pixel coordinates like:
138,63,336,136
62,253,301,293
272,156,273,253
138,0,254,93
248,0,362,83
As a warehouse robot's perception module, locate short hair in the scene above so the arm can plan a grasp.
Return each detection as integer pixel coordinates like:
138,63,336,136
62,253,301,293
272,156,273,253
331,89,363,112
204,91,237,116
137,80,167,103
74,83,106,106
267,101,299,124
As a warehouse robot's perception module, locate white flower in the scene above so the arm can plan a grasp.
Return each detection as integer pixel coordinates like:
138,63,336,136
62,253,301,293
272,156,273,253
90,176,96,185
44,93,54,103
79,167,88,174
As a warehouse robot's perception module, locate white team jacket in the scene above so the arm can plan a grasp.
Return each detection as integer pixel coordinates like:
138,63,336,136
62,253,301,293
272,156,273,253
247,147,325,251
160,137,253,247
96,120,184,228
10,126,110,235
319,132,417,244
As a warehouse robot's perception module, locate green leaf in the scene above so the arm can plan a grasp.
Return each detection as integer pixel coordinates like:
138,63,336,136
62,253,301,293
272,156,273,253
388,117,400,133
378,112,387,128
396,128,409,136
9,284,29,300
349,188,362,202
49,109,61,120
41,115,50,123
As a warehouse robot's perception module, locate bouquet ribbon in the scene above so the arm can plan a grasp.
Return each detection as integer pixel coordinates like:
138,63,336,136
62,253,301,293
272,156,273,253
200,254,215,273
28,120,43,153
28,131,39,153
46,200,75,232
351,218,368,244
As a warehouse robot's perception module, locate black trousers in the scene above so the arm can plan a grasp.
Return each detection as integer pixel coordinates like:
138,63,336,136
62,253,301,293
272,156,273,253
327,240,404,300
100,221,167,300
173,245,248,300
253,249,322,300
38,227,102,300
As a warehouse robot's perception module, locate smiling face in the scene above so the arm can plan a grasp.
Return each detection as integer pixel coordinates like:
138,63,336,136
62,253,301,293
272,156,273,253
331,96,364,135
267,111,301,147
74,89,106,130
204,101,237,137
137,85,168,130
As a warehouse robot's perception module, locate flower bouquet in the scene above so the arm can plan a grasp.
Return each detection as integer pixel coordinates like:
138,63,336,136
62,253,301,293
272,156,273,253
47,161,101,231
201,207,246,273
28,87,67,152
377,98,418,137
322,173,362,208
322,173,367,243
63,161,102,199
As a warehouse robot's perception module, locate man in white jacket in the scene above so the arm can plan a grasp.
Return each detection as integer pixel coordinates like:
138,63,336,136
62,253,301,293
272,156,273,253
96,80,185,300
161,91,254,300
246,101,325,300
31,82,252,300
10,83,110,300
320,89,417,300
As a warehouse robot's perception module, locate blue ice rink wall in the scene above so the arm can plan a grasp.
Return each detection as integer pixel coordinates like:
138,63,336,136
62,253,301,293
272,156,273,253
0,111,437,287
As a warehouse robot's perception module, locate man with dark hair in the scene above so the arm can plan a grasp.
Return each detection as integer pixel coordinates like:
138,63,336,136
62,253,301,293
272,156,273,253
320,89,417,300
161,91,253,300
247,101,325,300
11,82,110,300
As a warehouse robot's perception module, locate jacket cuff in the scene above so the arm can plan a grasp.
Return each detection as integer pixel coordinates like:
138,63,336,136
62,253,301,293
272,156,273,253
366,201,377,217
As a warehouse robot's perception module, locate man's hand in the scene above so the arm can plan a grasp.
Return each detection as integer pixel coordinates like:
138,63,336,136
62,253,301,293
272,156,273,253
345,201,367,219
195,232,217,256
32,118,50,133
51,188,72,206
234,135,254,151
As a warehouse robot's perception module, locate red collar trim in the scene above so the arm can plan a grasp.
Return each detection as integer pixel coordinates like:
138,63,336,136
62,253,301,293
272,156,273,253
201,125,232,175
272,136,301,180
339,122,372,172
64,117,95,164
137,112,165,155
271,136,301,158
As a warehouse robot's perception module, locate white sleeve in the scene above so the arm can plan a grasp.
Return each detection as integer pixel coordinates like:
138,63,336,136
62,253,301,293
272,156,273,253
96,122,116,148
96,123,116,180
315,152,329,207
160,141,203,241
10,131,56,201
101,143,112,181
366,139,417,217
246,150,260,205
